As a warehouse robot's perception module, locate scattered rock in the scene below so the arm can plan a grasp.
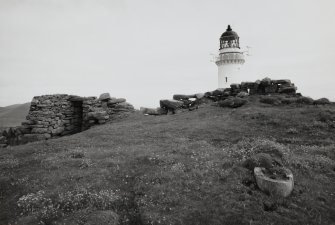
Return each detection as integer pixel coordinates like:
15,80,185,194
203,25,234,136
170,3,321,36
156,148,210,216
160,99,184,110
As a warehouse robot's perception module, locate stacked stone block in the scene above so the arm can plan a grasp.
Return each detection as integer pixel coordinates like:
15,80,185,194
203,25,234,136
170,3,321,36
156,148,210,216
0,93,135,147
141,78,299,115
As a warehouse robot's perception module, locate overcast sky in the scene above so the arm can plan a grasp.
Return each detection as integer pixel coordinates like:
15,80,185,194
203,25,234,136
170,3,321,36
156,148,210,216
0,0,334,108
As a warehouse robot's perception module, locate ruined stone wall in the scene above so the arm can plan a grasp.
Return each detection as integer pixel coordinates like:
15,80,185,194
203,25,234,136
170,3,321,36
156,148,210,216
0,93,134,147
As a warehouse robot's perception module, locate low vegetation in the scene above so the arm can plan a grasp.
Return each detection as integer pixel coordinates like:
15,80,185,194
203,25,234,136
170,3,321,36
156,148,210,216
0,97,334,225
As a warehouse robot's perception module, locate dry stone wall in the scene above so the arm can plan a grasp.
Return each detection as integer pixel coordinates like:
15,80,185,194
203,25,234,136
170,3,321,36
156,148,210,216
0,93,134,147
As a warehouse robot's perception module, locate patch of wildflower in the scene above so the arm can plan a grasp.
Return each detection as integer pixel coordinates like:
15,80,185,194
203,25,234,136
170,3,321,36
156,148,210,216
58,189,120,212
80,158,95,169
288,146,335,172
17,189,120,222
225,138,290,162
17,190,58,222
0,154,19,169
171,162,186,172
17,191,52,215
286,128,298,134
88,190,120,210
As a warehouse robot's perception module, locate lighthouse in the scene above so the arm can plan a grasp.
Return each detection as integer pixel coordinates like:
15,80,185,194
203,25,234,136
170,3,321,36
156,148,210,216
215,25,245,88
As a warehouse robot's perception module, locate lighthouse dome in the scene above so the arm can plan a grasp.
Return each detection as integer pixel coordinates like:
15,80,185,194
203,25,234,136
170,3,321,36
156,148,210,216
220,25,239,41
219,25,240,49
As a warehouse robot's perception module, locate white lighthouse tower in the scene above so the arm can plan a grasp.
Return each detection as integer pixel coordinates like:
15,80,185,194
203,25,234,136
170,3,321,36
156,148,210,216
215,25,245,88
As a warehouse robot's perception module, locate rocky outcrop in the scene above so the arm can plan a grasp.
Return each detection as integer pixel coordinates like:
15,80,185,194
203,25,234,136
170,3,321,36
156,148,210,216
0,93,134,147
140,78,301,115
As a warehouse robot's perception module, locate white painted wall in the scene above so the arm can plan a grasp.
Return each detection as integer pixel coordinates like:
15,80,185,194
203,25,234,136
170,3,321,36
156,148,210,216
218,63,244,88
216,48,245,88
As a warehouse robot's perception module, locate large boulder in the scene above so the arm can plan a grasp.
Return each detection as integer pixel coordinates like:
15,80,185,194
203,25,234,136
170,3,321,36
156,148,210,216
278,86,296,94
261,77,272,86
51,127,65,135
160,99,184,110
218,97,247,108
313,98,330,105
99,93,111,101
204,91,213,98
243,153,274,171
272,79,291,85
173,94,196,100
212,88,226,96
230,83,241,89
241,82,256,89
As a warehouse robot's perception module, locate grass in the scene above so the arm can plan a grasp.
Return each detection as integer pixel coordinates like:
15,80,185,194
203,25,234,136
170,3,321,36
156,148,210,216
0,103,30,127
0,96,335,225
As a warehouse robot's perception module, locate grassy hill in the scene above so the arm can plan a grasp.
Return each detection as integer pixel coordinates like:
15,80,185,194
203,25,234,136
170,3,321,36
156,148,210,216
0,97,334,225
0,103,31,128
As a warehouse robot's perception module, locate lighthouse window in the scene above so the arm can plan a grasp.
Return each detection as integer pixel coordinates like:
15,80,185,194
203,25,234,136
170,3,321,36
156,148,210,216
225,77,228,82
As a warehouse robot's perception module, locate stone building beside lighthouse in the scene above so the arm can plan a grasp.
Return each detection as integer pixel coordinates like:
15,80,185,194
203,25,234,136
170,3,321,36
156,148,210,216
215,25,245,88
